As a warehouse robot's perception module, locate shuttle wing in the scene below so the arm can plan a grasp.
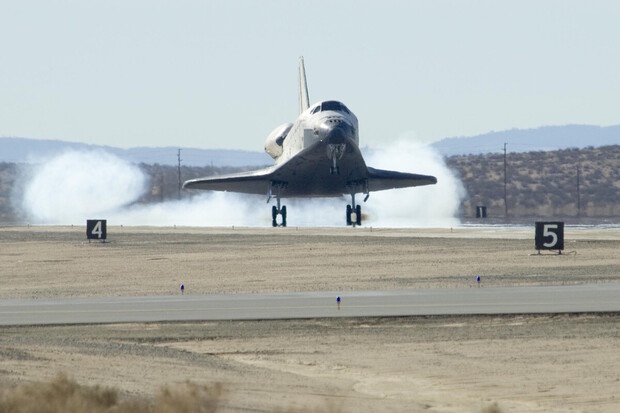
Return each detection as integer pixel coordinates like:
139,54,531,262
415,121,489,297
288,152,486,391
367,167,437,192
183,164,437,196
183,166,277,195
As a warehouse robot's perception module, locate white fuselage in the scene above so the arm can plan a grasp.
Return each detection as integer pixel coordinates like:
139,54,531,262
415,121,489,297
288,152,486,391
267,100,359,165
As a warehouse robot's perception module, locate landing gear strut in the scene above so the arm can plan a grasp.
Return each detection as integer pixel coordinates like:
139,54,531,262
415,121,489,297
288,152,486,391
330,155,340,175
346,193,362,227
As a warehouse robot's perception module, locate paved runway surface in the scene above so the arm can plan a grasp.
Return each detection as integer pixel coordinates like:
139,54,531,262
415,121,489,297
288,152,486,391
1,283,619,326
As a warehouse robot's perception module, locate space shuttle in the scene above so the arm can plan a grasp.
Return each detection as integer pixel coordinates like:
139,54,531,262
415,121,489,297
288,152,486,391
183,58,437,226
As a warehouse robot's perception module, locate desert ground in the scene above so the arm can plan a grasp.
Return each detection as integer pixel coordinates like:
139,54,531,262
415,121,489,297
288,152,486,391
0,225,619,412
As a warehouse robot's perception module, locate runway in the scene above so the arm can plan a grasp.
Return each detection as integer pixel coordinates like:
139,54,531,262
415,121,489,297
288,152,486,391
1,283,619,326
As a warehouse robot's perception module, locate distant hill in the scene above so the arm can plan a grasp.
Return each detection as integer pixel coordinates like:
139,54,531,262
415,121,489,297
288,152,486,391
446,145,619,219
432,124,620,156
0,137,271,167
3,125,618,166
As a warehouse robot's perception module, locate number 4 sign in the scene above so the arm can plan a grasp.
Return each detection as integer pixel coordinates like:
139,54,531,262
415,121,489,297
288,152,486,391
535,222,564,253
86,219,107,242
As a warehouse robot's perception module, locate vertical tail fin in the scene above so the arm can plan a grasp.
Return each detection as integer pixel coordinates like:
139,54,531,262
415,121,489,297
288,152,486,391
298,56,310,114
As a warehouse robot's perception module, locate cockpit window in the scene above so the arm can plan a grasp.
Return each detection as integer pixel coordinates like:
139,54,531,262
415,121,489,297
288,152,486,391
310,105,321,114
318,101,351,114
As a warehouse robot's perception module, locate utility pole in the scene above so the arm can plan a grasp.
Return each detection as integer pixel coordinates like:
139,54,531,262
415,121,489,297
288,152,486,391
503,143,508,218
576,162,581,218
177,148,182,200
159,173,164,202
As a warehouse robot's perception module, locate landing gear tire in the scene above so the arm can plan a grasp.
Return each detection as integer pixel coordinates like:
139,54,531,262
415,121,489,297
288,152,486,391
330,166,340,175
271,205,287,227
346,205,362,227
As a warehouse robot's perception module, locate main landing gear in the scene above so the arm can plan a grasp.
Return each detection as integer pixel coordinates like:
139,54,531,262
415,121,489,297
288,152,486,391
268,181,368,228
346,193,362,227
269,181,287,227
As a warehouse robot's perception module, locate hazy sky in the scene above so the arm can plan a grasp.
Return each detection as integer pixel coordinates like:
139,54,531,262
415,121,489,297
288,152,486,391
1,1,619,151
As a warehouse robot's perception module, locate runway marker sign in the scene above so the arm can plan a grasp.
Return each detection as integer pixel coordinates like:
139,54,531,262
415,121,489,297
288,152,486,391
87,219,107,242
535,221,564,253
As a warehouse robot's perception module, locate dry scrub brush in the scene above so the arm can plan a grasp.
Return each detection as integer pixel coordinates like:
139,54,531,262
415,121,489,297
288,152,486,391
0,373,223,413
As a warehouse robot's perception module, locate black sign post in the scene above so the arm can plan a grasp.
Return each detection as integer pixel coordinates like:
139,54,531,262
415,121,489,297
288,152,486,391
86,219,107,242
535,222,564,254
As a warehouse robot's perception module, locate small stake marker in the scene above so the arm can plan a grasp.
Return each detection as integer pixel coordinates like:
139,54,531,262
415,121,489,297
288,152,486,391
476,276,481,287
180,284,185,295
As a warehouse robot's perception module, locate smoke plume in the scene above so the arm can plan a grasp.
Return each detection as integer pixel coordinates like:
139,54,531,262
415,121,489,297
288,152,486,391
21,151,146,224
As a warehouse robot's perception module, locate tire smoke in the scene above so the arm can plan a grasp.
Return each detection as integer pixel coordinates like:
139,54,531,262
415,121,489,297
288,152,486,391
19,142,464,227
362,140,465,227
21,151,146,224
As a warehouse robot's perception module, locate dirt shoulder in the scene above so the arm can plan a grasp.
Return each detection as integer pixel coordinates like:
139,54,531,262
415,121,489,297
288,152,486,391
1,226,618,299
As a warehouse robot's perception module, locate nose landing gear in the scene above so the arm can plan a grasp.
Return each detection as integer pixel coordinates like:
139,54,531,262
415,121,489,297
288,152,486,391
327,144,346,175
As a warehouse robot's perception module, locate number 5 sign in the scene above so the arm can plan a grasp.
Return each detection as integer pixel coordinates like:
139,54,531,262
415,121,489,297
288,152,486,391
535,222,564,252
86,219,107,241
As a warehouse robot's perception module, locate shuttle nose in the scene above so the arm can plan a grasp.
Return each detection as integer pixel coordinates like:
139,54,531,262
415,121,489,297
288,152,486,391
319,118,355,144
